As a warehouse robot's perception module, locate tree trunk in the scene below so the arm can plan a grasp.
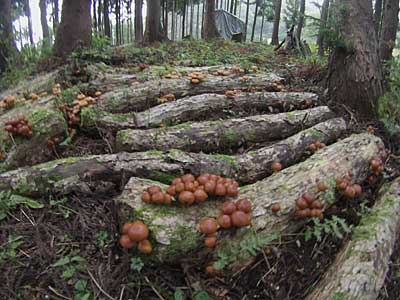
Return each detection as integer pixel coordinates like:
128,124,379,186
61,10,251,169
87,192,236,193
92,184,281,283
39,0,51,44
327,0,383,119
97,0,102,33
379,0,400,61
245,0,250,39
0,118,348,197
182,0,187,38
0,0,18,74
144,0,163,44
53,0,60,34
296,0,306,42
135,0,143,42
317,0,330,56
25,0,34,44
196,2,200,39
190,0,194,36
114,133,383,267
260,10,264,41
251,2,259,42
83,91,320,131
230,0,234,13
172,0,176,40
103,0,111,38
53,0,92,58
306,177,400,300
271,0,282,45
116,0,121,44
115,106,334,153
93,0,98,32
204,0,220,40
374,0,383,36
96,72,283,113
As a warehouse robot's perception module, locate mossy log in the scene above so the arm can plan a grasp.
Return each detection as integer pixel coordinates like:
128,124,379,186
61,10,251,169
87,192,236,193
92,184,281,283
115,106,334,153
115,133,384,268
0,107,67,172
0,119,346,196
96,73,284,113
306,177,400,300
81,92,319,131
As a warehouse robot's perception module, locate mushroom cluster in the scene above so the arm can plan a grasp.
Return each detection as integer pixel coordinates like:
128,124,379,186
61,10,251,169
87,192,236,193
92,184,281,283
294,193,324,220
187,72,207,84
0,95,16,110
308,141,326,153
271,81,285,92
29,93,40,101
224,89,241,99
46,135,65,148
163,71,181,79
141,185,172,205
119,221,152,254
213,69,230,76
300,99,314,109
199,218,218,248
369,157,385,176
158,93,176,104
251,66,258,73
231,66,245,74
58,93,99,127
336,175,363,199
4,117,33,138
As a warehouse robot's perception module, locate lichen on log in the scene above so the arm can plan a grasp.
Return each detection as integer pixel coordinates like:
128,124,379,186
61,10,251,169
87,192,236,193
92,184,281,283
306,177,400,300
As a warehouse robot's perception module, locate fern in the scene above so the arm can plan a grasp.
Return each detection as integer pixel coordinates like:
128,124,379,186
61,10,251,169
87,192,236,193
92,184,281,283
305,216,351,242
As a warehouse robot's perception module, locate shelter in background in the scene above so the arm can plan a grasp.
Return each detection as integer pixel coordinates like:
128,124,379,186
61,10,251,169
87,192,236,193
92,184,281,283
214,9,246,42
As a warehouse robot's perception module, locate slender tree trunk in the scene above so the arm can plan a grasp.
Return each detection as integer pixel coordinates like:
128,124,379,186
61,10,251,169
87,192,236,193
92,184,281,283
201,0,205,37
234,0,238,14
251,2,259,42
104,0,112,38
18,19,23,49
327,0,383,119
379,0,400,61
317,0,330,56
172,0,176,40
116,0,121,44
39,0,51,44
53,0,59,27
135,0,143,42
182,0,187,38
260,12,264,41
190,0,194,36
165,0,169,38
93,0,98,32
230,0,234,13
144,0,163,44
196,2,201,38
245,0,250,40
204,0,220,40
374,0,383,36
97,0,102,33
54,0,92,58
25,0,34,44
271,0,282,45
296,0,306,42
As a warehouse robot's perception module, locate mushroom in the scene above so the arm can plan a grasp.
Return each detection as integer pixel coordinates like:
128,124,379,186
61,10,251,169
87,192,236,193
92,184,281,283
194,189,208,203
120,235,135,249
221,200,237,215
236,198,252,213
138,240,152,254
204,236,217,248
271,162,282,172
215,183,227,196
217,214,232,229
199,218,218,235
127,221,149,242
271,203,281,213
178,191,195,205
231,211,250,227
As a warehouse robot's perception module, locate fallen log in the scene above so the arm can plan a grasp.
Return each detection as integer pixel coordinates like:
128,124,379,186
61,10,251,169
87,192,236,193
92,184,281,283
0,118,346,196
115,106,334,153
81,92,319,131
96,73,284,113
115,133,384,268
306,177,400,300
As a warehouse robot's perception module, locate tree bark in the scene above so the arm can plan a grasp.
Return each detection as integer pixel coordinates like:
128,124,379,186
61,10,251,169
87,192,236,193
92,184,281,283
204,0,220,40
306,177,400,300
0,118,348,197
251,2,259,42
144,0,164,44
54,0,92,58
82,92,320,131
0,0,17,74
24,0,34,44
53,0,60,34
96,72,283,113
135,0,143,42
39,0,51,44
93,0,98,32
327,0,383,119
97,0,102,33
296,0,306,42
114,133,383,266
190,0,194,36
317,0,330,56
115,106,334,153
271,0,282,45
259,13,264,41
379,0,400,61
104,0,112,38
374,0,383,35
182,0,187,38
245,0,250,39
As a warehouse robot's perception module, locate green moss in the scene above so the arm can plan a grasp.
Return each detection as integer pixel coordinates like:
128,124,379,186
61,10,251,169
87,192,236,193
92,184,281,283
211,154,237,167
145,150,163,156
32,156,81,170
168,149,185,159
172,122,192,130
152,171,175,184
306,127,326,140
332,291,347,300
57,86,80,105
80,107,103,127
111,113,130,122
222,130,238,148
28,108,67,136
116,130,131,144
167,225,199,257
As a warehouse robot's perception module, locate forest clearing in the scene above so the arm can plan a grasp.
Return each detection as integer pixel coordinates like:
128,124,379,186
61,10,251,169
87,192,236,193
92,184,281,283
1,0,400,299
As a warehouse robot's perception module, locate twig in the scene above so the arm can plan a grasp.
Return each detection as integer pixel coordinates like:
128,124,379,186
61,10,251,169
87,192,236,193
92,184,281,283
87,269,116,300
48,286,72,300
144,276,166,300
119,285,125,300
20,208,36,226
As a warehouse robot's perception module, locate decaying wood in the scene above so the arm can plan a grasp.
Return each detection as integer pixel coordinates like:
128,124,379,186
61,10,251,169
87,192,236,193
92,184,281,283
96,72,284,113
115,133,384,267
115,106,334,153
0,118,346,196
306,177,400,300
81,92,319,131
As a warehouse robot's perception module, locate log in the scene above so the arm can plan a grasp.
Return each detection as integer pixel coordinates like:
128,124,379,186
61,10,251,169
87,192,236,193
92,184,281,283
81,92,319,131
306,177,400,300
0,118,346,196
115,106,334,153
96,73,284,113
115,133,384,267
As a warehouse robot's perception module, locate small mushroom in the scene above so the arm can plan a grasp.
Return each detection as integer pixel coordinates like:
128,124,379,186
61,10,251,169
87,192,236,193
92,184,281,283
199,218,218,235
127,221,149,242
138,240,152,254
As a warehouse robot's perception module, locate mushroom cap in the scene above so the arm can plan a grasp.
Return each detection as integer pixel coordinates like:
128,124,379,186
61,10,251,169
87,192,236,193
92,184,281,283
221,200,237,215
147,185,162,194
271,203,281,213
178,191,195,205
194,189,208,202
271,162,282,172
236,198,252,213
127,221,149,242
204,181,216,194
231,211,250,227
199,218,218,234
217,214,232,229
182,174,195,183
152,192,165,204
141,192,152,203
138,239,153,254
204,236,217,248
215,183,227,196
226,185,239,197
296,197,308,210
120,234,135,249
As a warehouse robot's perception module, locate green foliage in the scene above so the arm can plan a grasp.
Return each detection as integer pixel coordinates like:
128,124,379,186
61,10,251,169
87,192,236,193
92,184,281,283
304,216,351,242
52,255,87,280
0,235,23,265
379,59,400,137
284,0,300,29
174,289,185,300
57,86,81,105
0,191,44,220
96,230,109,250
91,33,111,52
74,279,92,300
130,257,144,272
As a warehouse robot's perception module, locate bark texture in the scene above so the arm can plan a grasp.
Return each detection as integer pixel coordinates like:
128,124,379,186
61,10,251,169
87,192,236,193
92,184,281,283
115,133,384,266
144,0,164,44
39,0,50,43
306,177,400,300
271,0,282,45
115,106,334,153
135,0,143,42
54,0,92,58
204,0,220,40
0,0,18,74
81,92,319,131
96,73,284,113
0,119,346,197
296,0,306,42
317,0,330,56
327,0,383,119
379,0,400,61
374,0,383,35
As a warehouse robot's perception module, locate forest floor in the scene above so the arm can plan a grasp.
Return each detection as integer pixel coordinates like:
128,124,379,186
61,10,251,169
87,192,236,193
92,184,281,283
0,40,400,300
